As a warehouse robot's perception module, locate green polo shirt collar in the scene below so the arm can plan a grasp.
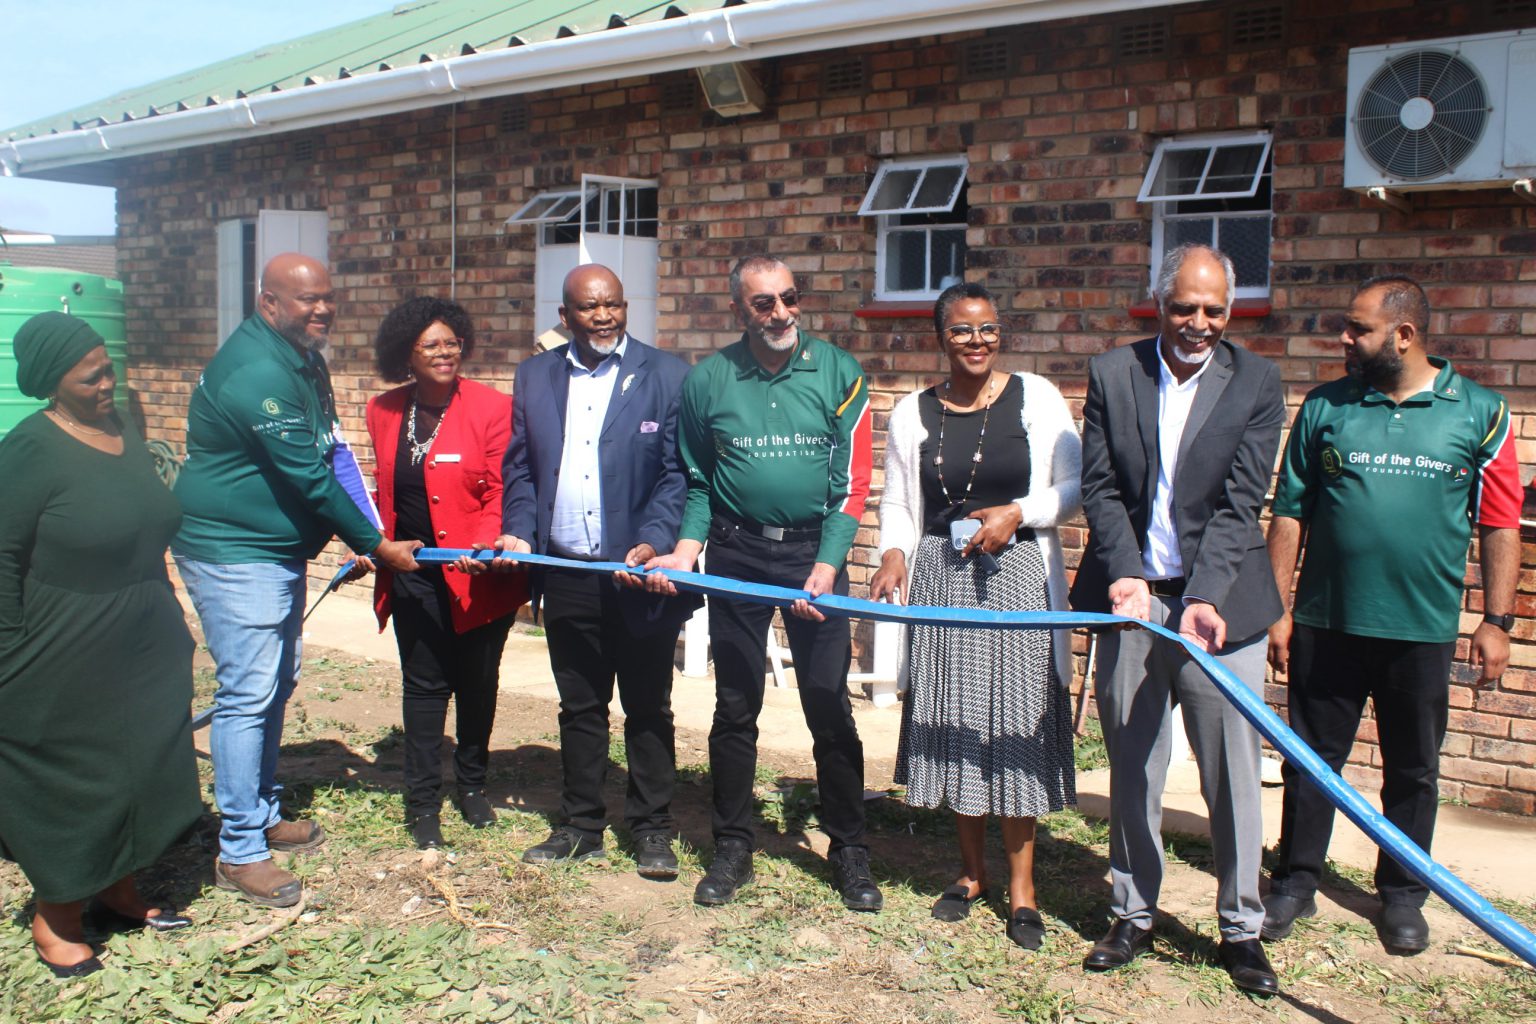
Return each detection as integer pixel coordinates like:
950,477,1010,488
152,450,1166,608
1357,357,1459,407
726,333,820,381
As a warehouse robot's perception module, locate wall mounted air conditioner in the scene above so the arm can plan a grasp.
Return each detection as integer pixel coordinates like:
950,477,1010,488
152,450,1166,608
1345,29,1536,192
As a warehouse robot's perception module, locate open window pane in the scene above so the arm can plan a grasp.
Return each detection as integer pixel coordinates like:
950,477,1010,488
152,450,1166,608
860,157,968,216
506,190,583,225
1139,135,1272,202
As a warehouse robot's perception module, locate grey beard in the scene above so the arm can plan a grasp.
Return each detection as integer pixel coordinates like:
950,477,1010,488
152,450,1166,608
1169,332,1216,365
758,321,799,352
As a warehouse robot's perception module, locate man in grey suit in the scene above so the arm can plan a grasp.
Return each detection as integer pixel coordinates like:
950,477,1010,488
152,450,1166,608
1071,244,1284,996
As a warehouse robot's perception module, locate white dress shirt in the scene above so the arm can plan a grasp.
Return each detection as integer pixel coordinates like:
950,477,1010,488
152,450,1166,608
1141,339,1214,581
549,335,628,557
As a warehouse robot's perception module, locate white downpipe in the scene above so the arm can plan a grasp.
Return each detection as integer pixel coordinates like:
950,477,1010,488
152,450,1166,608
5,0,1173,176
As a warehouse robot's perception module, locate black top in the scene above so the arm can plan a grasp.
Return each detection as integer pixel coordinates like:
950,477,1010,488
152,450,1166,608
917,374,1032,536
392,406,437,546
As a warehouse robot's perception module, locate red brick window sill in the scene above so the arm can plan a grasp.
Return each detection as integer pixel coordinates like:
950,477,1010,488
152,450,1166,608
854,302,936,320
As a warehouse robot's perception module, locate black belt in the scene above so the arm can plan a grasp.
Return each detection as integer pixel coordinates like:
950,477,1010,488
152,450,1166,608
713,514,821,543
1147,577,1186,597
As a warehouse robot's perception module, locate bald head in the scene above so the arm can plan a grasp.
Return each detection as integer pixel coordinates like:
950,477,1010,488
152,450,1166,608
259,253,336,350
559,263,628,369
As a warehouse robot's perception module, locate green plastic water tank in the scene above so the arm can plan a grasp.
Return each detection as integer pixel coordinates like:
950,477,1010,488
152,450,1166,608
0,265,127,438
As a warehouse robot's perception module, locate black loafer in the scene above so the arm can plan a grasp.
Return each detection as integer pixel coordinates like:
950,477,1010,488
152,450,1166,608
410,813,445,850
90,902,192,933
830,845,883,913
1378,903,1430,954
522,827,604,864
1260,891,1316,941
931,884,987,922
1007,907,1046,950
38,949,104,979
694,839,754,906
634,832,679,880
1219,937,1280,996
1083,919,1154,971
455,789,496,829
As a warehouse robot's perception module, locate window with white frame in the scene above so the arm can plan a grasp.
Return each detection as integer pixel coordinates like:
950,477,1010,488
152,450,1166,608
1139,132,1273,299
858,156,968,301
507,184,658,246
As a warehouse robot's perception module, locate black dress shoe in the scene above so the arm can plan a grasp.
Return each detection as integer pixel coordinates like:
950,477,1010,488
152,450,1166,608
1378,902,1430,954
1219,937,1280,996
829,845,883,912
634,832,679,880
1260,891,1316,941
90,902,193,933
694,839,754,906
1007,907,1046,950
1082,919,1154,971
410,813,445,850
37,949,104,979
522,827,604,864
455,789,496,829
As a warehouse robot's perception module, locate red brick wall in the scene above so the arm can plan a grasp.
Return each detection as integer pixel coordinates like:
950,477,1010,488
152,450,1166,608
109,0,1536,811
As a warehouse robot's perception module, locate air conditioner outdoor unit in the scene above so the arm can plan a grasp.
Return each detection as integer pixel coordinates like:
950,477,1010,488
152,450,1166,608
1344,29,1536,192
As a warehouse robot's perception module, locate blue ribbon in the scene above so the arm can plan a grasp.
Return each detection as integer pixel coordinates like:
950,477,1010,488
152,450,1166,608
220,547,1536,968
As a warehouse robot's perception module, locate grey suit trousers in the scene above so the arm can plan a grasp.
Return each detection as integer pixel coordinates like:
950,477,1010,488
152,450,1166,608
1096,594,1267,941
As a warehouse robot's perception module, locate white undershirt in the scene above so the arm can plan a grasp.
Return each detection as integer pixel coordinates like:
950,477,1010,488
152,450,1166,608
1141,338,1214,580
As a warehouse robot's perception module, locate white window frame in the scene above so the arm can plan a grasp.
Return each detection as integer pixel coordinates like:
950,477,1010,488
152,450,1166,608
216,210,328,344
1140,131,1273,301
859,155,969,301
505,190,583,226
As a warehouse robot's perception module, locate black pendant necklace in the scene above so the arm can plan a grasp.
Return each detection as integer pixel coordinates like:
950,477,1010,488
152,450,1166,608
934,374,997,508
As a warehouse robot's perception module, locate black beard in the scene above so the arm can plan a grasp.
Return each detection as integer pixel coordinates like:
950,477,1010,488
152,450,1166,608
1347,346,1403,390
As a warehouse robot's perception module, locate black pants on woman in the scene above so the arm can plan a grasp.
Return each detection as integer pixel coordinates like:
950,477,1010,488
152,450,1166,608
390,568,513,819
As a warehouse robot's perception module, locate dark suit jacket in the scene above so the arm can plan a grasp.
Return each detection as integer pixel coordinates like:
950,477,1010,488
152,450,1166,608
1069,336,1285,644
501,336,699,635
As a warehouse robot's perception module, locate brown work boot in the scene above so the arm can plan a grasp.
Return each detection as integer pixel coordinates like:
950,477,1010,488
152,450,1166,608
265,819,326,853
215,857,303,907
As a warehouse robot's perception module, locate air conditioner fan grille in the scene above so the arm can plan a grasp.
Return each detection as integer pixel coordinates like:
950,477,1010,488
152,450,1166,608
1355,49,1489,181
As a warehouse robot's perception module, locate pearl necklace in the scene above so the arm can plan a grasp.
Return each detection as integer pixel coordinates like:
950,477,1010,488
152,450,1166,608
934,374,998,509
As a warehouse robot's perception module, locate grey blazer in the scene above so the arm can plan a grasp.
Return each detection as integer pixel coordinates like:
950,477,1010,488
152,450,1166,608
1069,336,1285,644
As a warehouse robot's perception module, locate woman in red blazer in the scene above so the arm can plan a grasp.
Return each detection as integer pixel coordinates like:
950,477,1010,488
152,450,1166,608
365,297,527,850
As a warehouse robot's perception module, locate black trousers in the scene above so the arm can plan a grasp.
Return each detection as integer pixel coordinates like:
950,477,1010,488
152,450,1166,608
541,567,679,841
390,568,513,818
704,518,866,853
1270,623,1454,907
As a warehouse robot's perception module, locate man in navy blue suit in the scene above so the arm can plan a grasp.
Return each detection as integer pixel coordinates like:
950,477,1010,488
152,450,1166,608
493,263,694,879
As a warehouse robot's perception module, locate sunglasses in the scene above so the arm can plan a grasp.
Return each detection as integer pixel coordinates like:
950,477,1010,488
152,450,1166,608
746,289,801,315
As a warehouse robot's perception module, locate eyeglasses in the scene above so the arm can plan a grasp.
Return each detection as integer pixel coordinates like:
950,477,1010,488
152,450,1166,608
416,338,465,356
747,289,801,315
945,323,1003,346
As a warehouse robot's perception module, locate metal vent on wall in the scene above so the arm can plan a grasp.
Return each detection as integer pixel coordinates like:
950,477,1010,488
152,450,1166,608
822,57,866,95
293,138,316,162
499,104,530,133
1230,4,1285,48
1491,0,1536,20
1116,19,1169,59
212,151,233,174
962,37,1012,79
659,75,697,114
1354,49,1489,180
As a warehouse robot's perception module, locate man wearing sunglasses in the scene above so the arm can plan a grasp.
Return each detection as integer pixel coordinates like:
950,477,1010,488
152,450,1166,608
641,255,880,913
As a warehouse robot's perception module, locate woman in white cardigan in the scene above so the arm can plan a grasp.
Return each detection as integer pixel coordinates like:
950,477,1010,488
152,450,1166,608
869,282,1082,951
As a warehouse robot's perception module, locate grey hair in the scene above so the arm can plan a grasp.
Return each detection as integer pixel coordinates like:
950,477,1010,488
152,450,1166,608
729,255,792,305
1153,243,1235,312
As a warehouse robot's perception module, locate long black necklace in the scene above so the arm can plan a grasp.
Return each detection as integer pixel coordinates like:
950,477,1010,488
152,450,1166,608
934,373,998,507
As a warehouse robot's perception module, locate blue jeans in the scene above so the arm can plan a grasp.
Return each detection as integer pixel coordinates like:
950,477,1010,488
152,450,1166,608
176,557,305,865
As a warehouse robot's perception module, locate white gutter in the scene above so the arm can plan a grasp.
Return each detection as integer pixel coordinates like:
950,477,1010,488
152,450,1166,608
2,0,1174,177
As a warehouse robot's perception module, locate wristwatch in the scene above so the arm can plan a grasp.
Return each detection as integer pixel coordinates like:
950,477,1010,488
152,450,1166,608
1483,612,1516,632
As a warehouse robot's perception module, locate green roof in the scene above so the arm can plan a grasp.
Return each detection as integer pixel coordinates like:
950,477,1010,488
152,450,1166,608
6,0,736,138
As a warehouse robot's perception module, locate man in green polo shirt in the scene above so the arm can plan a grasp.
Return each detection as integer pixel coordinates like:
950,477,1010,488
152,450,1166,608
173,253,420,908
642,255,879,912
1261,276,1522,954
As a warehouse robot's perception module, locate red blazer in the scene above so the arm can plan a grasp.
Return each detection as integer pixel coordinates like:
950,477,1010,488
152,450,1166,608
366,377,528,634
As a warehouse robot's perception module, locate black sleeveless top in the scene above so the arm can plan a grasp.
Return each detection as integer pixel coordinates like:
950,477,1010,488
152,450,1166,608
916,375,1032,537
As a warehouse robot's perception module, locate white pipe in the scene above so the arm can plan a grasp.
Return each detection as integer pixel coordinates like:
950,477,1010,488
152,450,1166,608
5,0,1174,176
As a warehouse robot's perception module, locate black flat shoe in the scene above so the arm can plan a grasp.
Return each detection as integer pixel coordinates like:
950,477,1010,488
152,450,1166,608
455,789,496,829
1007,907,1046,950
1219,937,1280,996
931,884,987,922
38,949,103,979
90,903,192,933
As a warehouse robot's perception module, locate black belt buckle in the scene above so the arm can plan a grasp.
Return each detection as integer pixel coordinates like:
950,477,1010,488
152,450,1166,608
1147,577,1186,598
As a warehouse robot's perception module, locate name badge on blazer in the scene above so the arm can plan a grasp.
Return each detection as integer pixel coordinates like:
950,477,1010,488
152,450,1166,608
435,453,462,462
639,421,659,434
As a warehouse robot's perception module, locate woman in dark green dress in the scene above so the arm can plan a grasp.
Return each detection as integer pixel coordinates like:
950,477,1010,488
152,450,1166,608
0,313,203,978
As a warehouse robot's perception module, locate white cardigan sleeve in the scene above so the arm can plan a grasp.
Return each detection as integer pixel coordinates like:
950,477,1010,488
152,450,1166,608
876,391,924,562
1012,372,1083,529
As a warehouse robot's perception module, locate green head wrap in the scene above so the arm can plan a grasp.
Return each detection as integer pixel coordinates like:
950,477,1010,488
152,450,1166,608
13,311,106,399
